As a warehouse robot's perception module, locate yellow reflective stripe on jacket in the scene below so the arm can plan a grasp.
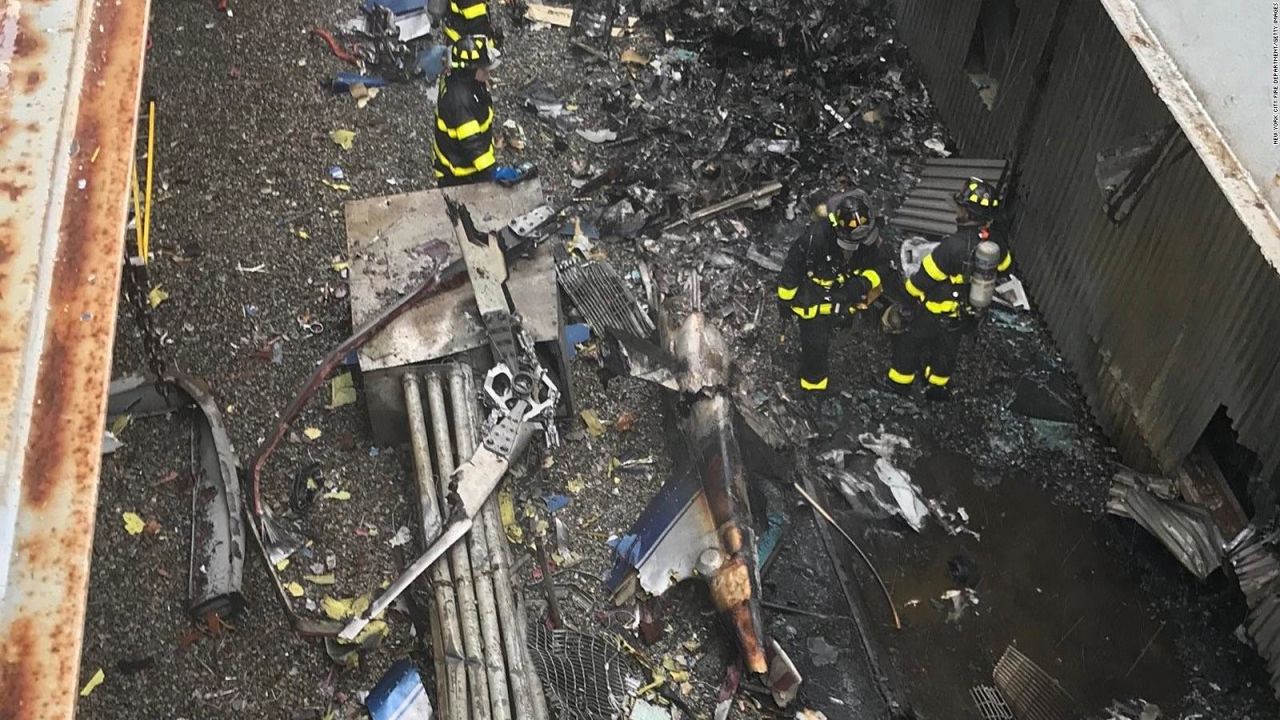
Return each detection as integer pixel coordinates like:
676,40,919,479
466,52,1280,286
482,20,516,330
791,305,818,319
925,299,959,315
800,376,829,391
436,106,494,140
998,252,1012,272
949,273,964,284
777,286,798,301
450,0,487,18
444,25,462,41
434,143,496,176
927,372,950,387
922,254,947,282
809,276,835,288
905,278,925,301
860,269,881,289
887,368,915,385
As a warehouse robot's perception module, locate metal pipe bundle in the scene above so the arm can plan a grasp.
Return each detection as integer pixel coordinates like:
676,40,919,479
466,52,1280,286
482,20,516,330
403,365,550,719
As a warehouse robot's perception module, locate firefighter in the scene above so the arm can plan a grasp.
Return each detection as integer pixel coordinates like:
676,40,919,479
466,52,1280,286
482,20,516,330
777,189,898,400
884,177,1012,401
433,36,501,187
443,0,493,45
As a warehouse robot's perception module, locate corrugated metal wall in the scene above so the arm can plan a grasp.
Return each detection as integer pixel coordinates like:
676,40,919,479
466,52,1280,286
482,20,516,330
894,0,1280,485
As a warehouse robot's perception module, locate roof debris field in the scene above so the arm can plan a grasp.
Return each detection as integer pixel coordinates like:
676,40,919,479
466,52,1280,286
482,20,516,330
83,0,1279,718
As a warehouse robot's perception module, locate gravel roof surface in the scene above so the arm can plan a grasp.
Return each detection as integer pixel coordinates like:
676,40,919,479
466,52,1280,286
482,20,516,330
80,1,1280,718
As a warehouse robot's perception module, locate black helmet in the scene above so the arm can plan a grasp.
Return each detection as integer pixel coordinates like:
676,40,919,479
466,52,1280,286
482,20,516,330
450,35,499,70
953,177,1001,219
829,190,876,249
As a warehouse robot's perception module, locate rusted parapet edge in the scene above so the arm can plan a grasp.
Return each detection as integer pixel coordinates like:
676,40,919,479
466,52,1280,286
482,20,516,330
0,0,152,717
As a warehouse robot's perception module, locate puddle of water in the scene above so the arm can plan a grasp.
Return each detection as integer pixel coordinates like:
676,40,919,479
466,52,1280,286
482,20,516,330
844,449,1185,718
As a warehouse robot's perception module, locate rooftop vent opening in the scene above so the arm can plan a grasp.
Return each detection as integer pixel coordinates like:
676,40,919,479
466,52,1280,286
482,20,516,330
965,0,1020,110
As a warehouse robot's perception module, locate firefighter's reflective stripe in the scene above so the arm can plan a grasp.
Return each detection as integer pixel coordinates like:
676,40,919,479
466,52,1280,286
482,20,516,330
925,299,959,315
905,278,925,301
777,286,798,301
927,372,950,387
860,269,881,289
998,251,1012,272
810,276,835,288
451,0,487,19
791,303,834,319
800,376,829,391
887,367,916,385
433,143,496,177
922,254,947,282
444,24,461,41
436,106,494,140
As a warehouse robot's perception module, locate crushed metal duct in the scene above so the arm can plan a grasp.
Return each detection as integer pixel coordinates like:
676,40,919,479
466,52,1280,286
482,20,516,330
890,158,1009,237
993,645,1080,720
527,624,641,720
106,374,245,622
1107,471,1224,580
1226,527,1280,699
556,251,656,339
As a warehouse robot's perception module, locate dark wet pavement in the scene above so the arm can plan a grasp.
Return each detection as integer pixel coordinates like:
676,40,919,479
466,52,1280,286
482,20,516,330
812,434,1269,718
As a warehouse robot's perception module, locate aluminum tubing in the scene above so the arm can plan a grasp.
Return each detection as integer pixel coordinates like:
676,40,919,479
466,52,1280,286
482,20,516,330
426,371,492,719
403,373,469,720
448,366,513,720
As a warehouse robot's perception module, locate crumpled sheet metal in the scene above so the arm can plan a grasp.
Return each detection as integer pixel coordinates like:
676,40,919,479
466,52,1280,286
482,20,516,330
1106,472,1224,580
107,374,245,620
1227,527,1280,698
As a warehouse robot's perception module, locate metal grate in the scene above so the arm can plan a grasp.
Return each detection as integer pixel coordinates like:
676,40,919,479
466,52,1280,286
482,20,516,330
971,686,1014,720
527,624,642,720
556,259,655,340
993,645,1080,720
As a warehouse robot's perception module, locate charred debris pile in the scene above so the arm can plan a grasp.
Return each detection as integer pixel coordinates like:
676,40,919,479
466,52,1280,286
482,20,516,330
517,0,949,238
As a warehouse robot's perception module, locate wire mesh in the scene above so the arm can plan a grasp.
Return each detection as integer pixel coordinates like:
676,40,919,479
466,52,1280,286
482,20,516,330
527,624,642,720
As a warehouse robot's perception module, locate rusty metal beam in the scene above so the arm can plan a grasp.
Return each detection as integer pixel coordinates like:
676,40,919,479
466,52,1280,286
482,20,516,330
0,0,152,715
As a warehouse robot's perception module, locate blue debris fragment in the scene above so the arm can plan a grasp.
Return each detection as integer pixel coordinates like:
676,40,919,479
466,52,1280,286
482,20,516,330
416,45,448,81
608,534,643,568
361,0,426,14
564,323,591,359
542,493,571,514
331,72,391,94
559,219,601,239
756,511,788,568
367,659,433,720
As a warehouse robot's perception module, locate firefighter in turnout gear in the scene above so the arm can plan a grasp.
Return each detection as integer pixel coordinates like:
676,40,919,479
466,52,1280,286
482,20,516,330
777,190,899,396
433,36,499,186
444,0,493,44
885,177,1012,401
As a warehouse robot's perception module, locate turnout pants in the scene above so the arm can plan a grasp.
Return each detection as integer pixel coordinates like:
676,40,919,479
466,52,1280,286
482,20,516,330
437,167,496,188
797,315,835,392
888,311,961,389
